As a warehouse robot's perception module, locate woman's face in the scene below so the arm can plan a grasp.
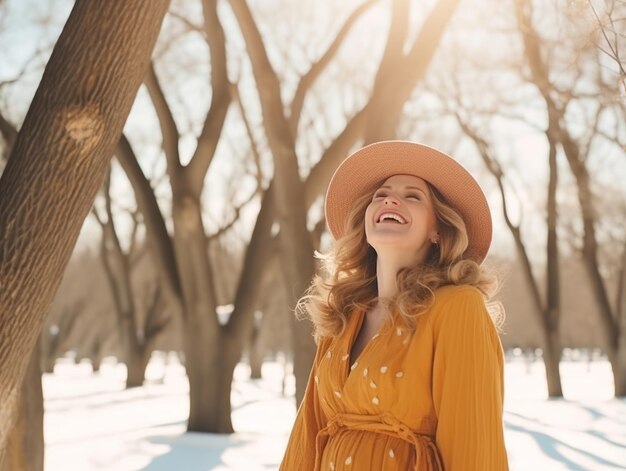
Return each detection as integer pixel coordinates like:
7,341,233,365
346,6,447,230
364,175,439,264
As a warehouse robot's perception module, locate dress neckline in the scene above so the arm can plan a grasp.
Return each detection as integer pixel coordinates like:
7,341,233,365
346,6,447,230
344,308,390,382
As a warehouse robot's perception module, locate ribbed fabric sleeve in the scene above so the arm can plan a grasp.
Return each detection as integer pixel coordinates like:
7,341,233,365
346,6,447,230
431,287,509,470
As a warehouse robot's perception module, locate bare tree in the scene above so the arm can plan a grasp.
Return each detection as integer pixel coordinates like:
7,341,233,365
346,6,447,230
92,167,170,388
115,0,378,431
0,0,170,461
454,112,565,396
515,0,626,396
228,0,461,406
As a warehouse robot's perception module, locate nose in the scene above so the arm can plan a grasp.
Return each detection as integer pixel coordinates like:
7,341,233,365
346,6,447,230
384,194,399,205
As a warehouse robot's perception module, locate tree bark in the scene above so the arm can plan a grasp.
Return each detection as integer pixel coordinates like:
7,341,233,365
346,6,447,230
171,193,225,431
0,343,43,471
616,241,626,394
0,0,169,456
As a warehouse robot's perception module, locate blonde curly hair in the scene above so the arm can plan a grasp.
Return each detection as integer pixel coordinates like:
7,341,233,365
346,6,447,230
299,181,502,341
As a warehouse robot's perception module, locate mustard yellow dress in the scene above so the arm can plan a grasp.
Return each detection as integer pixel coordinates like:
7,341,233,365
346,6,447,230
279,285,509,470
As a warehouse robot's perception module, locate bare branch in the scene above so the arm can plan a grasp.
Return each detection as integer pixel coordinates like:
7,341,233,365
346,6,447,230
231,81,264,192
207,186,260,242
115,134,183,306
303,104,370,207
144,62,182,178
288,0,379,134
168,9,205,37
186,0,232,192
588,0,626,83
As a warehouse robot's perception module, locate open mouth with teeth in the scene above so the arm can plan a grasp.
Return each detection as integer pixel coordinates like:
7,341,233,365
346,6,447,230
377,212,407,224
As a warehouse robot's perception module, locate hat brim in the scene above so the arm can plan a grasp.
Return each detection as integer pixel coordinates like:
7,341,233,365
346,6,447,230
324,140,492,264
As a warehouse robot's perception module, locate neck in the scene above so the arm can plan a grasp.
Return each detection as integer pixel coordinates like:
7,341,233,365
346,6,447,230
375,252,407,299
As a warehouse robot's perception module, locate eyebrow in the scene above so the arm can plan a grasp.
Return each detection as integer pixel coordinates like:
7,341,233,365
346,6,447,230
379,184,429,196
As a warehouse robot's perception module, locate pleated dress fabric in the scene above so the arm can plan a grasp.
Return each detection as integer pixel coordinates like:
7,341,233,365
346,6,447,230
279,285,509,471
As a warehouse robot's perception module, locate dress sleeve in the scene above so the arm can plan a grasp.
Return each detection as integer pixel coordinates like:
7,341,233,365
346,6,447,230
279,339,329,470
431,287,509,470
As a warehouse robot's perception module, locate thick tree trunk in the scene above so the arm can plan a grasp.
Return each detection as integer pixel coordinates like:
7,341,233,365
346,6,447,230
117,138,236,431
0,0,169,456
172,195,230,432
1,344,43,471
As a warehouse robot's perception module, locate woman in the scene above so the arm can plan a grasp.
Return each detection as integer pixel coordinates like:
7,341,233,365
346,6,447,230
279,141,509,470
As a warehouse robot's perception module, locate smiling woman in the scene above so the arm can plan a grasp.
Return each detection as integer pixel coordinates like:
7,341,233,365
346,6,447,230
279,140,509,470
365,175,439,269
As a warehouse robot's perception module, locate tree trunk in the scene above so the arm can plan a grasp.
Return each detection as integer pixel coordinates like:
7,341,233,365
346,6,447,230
544,129,563,397
117,136,236,431
230,0,318,405
561,133,622,395
249,353,263,379
542,325,563,397
616,338,626,396
123,332,150,388
0,0,169,455
0,343,43,471
249,322,264,379
616,242,626,395
172,195,230,432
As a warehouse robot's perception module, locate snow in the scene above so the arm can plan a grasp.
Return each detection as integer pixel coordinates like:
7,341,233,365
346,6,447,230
44,353,626,471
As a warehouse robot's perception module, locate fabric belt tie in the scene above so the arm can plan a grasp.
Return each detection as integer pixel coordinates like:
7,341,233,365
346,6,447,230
314,412,443,471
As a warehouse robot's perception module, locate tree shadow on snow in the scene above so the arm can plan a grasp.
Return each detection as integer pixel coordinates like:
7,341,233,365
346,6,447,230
505,417,625,470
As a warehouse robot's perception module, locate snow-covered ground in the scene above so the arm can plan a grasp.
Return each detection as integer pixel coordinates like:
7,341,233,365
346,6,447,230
44,353,626,471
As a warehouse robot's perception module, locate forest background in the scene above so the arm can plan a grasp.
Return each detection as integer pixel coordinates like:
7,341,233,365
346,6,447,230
0,0,624,469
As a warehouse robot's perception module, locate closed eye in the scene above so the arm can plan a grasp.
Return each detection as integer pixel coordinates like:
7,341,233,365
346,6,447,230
406,193,421,201
373,191,387,199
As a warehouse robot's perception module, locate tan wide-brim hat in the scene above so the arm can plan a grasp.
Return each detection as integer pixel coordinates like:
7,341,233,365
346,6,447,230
324,140,492,263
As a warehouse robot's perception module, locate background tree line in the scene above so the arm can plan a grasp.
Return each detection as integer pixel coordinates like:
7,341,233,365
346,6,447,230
0,0,623,469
